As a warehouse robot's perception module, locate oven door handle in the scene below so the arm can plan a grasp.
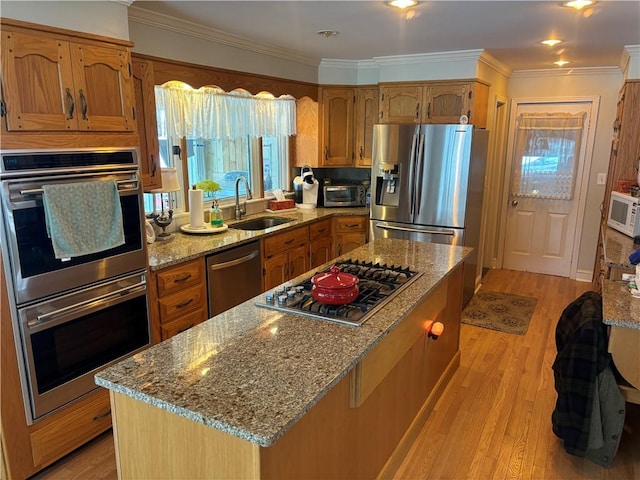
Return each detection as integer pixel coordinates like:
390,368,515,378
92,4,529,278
30,281,147,330
20,179,140,196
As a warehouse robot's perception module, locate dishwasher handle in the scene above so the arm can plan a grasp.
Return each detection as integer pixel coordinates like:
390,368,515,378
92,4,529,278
208,250,260,271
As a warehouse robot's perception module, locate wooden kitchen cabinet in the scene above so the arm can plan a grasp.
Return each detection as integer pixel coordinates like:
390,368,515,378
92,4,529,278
1,21,135,133
263,226,310,289
132,58,162,191
354,86,379,168
309,218,333,268
378,83,424,124
319,87,355,166
334,215,369,257
593,79,640,288
149,258,208,343
379,80,489,128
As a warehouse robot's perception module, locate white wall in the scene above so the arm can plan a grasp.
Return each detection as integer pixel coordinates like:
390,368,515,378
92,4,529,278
506,68,623,278
0,1,130,40
127,7,319,84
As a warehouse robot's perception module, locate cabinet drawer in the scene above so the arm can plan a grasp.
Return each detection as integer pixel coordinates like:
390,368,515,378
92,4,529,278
264,226,309,257
310,218,332,240
160,309,206,340
335,216,368,233
156,259,204,297
158,284,207,323
30,389,111,469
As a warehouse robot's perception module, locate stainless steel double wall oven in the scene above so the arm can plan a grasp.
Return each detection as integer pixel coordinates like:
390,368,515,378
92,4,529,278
0,148,151,423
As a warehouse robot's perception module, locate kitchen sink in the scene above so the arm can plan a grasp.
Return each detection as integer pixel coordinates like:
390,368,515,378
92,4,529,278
229,216,294,231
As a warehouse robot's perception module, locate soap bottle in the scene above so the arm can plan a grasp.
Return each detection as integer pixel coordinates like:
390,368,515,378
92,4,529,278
210,200,223,227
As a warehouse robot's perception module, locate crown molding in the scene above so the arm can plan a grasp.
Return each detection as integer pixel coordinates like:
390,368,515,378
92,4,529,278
622,45,640,78
319,59,379,71
372,49,484,67
511,66,622,78
127,5,320,67
110,0,135,6
478,51,512,77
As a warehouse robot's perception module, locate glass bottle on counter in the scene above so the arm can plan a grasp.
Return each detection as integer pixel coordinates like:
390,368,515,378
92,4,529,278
210,200,223,227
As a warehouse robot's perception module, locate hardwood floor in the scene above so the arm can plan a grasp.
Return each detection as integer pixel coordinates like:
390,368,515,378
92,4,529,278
32,269,639,480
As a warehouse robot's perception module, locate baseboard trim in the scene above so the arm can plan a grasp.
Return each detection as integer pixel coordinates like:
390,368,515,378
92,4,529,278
575,269,593,283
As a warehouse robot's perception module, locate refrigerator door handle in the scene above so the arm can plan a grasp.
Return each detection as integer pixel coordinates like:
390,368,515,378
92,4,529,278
408,133,419,217
414,133,425,216
375,222,455,236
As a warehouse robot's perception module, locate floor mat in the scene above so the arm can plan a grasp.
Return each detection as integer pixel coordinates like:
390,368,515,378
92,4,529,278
462,291,537,335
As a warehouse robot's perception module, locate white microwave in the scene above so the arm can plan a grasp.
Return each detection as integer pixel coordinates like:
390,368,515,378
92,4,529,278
607,190,640,238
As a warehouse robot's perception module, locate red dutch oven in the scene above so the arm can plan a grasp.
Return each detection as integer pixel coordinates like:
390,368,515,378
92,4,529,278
311,266,359,305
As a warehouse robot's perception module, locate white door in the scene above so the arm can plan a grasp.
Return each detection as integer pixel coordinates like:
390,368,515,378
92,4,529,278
502,100,595,276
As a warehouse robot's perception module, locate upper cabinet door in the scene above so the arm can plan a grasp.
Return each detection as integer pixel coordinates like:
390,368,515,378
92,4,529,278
1,29,77,131
132,59,162,191
379,85,423,124
424,83,469,124
321,87,354,167
355,87,379,168
69,42,135,132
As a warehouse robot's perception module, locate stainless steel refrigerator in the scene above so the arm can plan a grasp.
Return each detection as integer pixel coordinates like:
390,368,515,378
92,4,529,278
369,124,488,306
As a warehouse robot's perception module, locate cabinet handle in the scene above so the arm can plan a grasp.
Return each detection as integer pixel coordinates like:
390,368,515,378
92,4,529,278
176,299,194,309
79,89,88,120
178,323,195,334
317,228,326,234
359,145,364,160
284,238,294,245
290,262,295,276
66,88,74,120
467,110,471,120
345,223,359,228
284,263,289,278
415,103,420,119
324,145,329,160
151,154,157,177
173,273,192,283
337,244,342,256
311,252,315,265
427,103,431,119
379,110,383,119
93,410,111,421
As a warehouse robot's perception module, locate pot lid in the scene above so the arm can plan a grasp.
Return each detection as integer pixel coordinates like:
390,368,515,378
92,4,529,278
312,266,359,289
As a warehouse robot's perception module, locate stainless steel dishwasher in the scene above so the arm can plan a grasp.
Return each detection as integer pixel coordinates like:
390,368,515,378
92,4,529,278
206,240,262,317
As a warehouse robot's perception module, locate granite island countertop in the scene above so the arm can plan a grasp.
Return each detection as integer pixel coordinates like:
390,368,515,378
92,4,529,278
602,280,640,330
147,207,369,270
96,238,471,447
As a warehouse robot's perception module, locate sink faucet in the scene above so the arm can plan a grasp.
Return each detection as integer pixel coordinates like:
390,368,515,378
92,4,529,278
234,175,253,220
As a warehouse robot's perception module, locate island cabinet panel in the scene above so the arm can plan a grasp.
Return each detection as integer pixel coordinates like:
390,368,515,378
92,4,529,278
110,392,261,480
350,278,448,407
149,257,208,343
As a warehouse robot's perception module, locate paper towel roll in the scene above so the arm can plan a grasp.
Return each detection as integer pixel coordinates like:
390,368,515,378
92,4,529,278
189,189,204,228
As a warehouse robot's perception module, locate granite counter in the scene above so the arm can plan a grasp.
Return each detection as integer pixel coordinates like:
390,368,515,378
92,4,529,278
96,239,470,449
147,207,369,270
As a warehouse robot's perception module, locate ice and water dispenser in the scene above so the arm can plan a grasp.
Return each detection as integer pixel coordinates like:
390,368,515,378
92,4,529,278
373,163,401,207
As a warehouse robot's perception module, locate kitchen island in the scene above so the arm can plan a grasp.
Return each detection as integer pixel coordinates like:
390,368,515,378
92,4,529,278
95,239,471,479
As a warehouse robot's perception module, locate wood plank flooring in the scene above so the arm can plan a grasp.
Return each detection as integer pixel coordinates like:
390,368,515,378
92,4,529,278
32,269,639,480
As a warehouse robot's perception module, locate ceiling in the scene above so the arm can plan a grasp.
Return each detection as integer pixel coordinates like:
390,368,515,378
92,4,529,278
130,1,640,71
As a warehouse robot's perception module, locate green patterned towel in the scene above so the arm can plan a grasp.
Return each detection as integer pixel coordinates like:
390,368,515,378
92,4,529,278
43,180,125,259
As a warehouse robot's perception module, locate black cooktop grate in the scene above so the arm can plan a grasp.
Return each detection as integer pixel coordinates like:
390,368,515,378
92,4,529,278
255,260,422,326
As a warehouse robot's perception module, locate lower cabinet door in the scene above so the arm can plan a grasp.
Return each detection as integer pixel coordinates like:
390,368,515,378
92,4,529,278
160,309,206,341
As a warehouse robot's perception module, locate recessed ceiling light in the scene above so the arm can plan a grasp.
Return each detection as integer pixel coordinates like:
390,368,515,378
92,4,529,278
554,60,570,67
387,0,418,9
317,30,339,38
563,0,594,10
541,39,562,47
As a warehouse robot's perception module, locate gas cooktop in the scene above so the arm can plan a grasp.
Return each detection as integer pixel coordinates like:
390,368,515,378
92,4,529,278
255,259,422,326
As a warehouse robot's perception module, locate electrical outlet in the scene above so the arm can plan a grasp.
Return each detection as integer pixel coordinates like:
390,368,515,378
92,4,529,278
597,173,606,185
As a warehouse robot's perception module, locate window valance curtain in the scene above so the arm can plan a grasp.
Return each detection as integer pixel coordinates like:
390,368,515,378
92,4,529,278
155,81,296,140
511,112,586,200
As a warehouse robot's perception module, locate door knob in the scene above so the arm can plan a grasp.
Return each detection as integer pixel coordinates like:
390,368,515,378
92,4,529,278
511,200,519,207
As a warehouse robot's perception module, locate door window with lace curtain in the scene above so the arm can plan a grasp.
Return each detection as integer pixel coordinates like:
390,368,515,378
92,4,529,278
511,112,586,200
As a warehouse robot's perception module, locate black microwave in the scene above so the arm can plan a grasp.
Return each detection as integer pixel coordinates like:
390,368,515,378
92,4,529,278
323,185,366,207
